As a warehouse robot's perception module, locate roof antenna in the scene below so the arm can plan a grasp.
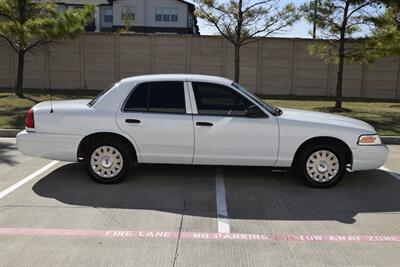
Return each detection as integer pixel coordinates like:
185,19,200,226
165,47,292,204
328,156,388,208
47,49,53,114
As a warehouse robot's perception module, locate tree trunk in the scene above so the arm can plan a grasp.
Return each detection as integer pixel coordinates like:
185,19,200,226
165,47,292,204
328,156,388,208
312,0,318,39
335,2,350,110
16,51,25,98
234,45,240,83
336,43,344,110
233,0,243,83
15,0,26,98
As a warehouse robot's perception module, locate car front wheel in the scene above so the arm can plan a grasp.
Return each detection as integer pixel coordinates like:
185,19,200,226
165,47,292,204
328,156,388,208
84,140,132,184
296,144,346,188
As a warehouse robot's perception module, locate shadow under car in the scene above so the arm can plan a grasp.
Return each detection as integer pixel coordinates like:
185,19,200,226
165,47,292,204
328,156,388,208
32,163,400,224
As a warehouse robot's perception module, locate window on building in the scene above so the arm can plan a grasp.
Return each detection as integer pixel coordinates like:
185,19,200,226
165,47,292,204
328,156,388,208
122,5,135,22
56,4,66,13
171,8,178,22
163,8,170,22
155,8,178,22
104,9,113,23
155,8,162,21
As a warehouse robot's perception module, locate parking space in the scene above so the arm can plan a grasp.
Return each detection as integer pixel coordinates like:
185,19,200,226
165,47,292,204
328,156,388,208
0,138,53,192
0,138,399,266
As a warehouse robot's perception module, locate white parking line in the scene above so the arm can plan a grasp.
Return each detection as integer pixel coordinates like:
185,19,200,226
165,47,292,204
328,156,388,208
0,161,59,199
215,168,230,234
379,166,400,181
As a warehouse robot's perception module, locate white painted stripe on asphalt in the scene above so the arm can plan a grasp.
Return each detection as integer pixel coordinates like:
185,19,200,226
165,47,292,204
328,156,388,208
379,166,400,181
1,227,400,243
215,168,230,234
0,161,59,199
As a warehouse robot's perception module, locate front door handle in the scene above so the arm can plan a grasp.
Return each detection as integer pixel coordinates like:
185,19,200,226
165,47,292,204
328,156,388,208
196,122,213,127
126,119,141,124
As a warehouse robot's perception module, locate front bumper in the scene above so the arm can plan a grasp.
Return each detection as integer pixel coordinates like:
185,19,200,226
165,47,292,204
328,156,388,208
16,130,82,162
351,145,389,171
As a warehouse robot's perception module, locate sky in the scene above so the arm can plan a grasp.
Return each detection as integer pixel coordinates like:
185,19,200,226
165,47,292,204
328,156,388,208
188,0,313,38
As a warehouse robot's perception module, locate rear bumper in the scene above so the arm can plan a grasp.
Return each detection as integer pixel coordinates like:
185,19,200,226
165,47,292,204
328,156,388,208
351,145,389,171
16,130,82,162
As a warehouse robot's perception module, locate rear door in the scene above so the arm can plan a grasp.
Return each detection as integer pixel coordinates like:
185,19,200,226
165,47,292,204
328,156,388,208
189,82,279,166
117,81,194,164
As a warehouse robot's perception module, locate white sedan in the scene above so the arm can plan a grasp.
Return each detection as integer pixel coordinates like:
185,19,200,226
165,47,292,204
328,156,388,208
17,74,388,187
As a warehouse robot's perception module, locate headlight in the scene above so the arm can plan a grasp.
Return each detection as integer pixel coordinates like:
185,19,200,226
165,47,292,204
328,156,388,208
358,134,382,145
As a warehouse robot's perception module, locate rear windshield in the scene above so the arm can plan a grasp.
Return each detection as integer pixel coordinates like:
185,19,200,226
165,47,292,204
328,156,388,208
87,83,116,107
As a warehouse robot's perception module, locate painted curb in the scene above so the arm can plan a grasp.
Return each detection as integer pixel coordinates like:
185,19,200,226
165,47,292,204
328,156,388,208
381,136,400,145
0,129,21,138
0,129,400,145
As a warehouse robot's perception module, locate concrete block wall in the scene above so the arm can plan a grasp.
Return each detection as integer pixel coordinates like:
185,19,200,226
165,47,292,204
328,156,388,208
0,33,399,99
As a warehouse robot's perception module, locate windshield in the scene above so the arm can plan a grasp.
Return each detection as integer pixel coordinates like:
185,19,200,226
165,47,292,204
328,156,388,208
87,83,116,107
231,82,278,115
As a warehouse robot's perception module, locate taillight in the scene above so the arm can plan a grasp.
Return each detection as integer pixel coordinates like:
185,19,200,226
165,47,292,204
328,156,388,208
26,108,35,129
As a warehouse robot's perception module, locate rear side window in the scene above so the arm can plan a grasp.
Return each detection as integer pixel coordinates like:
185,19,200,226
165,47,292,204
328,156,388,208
124,83,148,112
192,82,252,116
124,82,186,114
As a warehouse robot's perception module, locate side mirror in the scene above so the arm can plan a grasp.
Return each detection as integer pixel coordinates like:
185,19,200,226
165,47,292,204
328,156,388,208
245,105,265,118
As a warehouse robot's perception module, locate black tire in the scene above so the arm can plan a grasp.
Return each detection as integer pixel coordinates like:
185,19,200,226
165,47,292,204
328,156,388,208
84,139,132,184
295,142,347,188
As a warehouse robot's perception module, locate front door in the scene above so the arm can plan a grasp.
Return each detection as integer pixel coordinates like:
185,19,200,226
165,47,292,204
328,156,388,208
190,82,279,166
117,81,194,164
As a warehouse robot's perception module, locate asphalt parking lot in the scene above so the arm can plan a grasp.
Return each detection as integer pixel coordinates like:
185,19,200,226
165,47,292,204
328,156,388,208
0,138,399,266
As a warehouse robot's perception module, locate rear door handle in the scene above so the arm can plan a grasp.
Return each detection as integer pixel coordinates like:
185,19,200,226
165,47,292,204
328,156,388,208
196,122,213,127
126,119,141,124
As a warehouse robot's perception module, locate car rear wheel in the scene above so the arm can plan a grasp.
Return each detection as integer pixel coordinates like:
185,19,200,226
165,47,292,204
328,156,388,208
296,144,346,188
84,140,132,184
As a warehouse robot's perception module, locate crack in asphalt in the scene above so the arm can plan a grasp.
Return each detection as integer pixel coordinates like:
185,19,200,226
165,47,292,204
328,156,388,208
172,166,191,267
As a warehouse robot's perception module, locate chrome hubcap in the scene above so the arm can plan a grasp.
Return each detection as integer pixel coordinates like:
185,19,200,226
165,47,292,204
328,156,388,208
306,150,339,183
90,146,123,179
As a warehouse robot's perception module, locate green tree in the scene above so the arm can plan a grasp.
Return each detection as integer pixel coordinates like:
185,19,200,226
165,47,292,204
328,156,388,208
195,0,299,83
302,0,382,110
121,6,135,32
0,0,94,97
369,1,400,56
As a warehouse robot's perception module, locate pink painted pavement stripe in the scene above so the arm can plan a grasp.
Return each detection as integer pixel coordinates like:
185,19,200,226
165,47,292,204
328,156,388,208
0,227,399,243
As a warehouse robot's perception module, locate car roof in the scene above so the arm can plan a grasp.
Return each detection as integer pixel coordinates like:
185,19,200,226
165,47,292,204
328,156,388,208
119,74,233,86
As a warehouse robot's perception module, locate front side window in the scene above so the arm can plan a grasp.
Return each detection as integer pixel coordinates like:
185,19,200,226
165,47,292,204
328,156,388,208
104,9,113,23
192,82,253,116
232,82,277,115
124,82,186,114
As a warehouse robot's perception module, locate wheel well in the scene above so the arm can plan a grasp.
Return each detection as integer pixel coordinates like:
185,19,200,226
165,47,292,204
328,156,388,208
77,132,137,163
291,137,352,168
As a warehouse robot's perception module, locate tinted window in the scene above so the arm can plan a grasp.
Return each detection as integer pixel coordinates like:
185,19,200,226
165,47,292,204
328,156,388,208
124,82,186,114
149,82,185,113
124,83,148,112
232,82,275,115
192,82,253,116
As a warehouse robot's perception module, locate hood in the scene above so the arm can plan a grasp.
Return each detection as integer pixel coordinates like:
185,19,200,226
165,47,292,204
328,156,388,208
279,108,376,132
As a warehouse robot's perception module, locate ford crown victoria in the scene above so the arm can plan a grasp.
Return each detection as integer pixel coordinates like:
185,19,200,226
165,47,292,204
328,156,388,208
17,74,389,187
